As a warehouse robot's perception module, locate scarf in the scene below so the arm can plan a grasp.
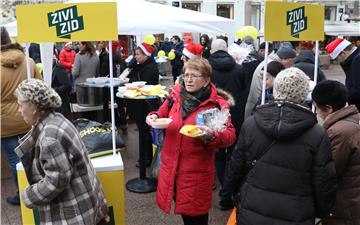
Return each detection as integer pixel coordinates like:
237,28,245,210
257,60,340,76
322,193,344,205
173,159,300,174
180,84,211,119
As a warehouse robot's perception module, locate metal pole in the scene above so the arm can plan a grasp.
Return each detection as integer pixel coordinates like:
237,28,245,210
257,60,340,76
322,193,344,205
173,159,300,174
108,41,117,155
312,40,319,112
261,41,269,105
25,43,31,80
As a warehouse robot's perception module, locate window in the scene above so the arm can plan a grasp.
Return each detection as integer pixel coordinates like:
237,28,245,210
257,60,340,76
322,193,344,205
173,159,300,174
217,4,234,19
325,6,337,21
182,3,200,12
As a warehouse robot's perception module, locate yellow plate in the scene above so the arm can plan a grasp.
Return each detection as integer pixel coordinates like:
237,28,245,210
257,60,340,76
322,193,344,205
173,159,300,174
180,125,205,137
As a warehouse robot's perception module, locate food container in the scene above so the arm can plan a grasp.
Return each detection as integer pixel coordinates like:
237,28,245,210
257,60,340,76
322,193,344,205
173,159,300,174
76,83,103,106
151,118,173,129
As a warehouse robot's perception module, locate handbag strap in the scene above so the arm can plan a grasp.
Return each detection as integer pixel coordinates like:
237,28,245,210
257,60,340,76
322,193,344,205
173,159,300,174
246,140,277,171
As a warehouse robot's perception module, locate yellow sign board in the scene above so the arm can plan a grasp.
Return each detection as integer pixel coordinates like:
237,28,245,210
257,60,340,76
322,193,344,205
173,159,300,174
265,2,324,41
16,3,118,43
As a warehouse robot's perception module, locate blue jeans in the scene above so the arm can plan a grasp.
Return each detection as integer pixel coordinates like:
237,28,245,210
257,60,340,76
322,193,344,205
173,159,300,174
1,134,23,196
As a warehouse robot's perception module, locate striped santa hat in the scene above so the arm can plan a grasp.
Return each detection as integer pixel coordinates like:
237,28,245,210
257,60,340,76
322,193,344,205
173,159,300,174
182,42,203,59
325,38,351,59
139,42,154,56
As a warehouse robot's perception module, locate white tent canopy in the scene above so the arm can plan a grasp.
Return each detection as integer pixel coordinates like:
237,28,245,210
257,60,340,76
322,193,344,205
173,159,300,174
2,0,235,38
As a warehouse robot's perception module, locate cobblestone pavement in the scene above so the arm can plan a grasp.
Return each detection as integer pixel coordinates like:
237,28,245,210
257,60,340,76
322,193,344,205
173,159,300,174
1,64,345,225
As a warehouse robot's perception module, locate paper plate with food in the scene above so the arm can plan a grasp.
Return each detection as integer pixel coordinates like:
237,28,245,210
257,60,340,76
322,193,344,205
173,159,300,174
179,125,205,138
151,118,173,129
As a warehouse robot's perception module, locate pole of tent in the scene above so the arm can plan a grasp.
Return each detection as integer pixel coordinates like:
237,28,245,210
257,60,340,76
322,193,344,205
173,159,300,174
261,41,269,105
25,43,31,80
312,40,319,112
108,41,117,155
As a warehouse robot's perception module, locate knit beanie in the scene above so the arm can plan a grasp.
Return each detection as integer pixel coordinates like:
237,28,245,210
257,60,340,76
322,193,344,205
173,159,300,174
273,67,309,103
276,47,296,59
16,79,62,110
211,39,227,54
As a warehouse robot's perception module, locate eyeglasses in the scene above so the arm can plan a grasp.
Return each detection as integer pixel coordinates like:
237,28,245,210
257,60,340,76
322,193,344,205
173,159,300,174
184,73,203,79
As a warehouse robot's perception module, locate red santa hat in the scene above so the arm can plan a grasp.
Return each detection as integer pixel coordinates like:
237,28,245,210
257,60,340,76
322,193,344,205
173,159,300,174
64,41,72,47
182,42,203,60
139,42,154,56
325,38,351,59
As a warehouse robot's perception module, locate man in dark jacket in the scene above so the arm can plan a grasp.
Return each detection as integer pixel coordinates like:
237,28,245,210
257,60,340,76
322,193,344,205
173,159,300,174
208,39,245,210
326,38,360,110
226,67,337,225
170,35,184,82
51,59,72,119
29,43,41,64
241,42,271,116
312,80,360,225
127,43,160,166
293,50,326,82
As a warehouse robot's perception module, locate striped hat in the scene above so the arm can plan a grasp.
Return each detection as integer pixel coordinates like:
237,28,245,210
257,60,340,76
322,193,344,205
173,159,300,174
139,42,154,56
325,38,351,59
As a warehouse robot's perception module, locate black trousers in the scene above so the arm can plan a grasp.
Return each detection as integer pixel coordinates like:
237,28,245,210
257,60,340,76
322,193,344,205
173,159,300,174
181,213,208,225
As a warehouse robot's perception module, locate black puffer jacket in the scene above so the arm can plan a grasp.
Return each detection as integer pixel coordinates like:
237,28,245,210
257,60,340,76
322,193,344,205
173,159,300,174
226,101,337,225
341,47,360,110
208,50,245,134
293,50,326,82
128,57,159,85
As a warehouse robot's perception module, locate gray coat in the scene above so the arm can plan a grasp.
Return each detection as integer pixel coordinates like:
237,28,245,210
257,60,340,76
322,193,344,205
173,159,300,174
244,53,281,119
15,112,108,225
72,52,100,85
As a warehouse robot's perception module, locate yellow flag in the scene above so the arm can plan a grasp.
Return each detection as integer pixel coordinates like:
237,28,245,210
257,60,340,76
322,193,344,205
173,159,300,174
265,1,324,41
16,3,117,43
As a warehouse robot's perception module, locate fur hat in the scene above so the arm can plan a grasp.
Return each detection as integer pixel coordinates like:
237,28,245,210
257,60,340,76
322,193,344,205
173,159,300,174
139,42,154,56
16,79,62,110
273,67,310,104
182,42,203,59
325,38,351,59
211,39,227,54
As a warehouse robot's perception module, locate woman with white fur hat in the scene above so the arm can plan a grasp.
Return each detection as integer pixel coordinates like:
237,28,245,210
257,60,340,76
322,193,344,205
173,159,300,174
226,67,337,225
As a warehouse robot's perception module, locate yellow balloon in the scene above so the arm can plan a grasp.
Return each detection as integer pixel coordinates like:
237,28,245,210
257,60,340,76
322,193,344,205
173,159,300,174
144,34,156,45
168,51,176,60
236,26,259,40
157,50,166,58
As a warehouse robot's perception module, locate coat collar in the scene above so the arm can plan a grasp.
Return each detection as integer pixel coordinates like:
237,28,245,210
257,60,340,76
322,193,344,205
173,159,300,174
15,112,55,159
323,105,360,129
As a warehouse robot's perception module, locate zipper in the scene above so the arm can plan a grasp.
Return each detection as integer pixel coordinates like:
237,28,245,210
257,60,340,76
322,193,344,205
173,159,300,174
276,104,283,138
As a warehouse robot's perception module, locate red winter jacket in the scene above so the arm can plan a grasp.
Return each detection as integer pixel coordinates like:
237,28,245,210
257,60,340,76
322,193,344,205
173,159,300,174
150,83,236,216
59,48,76,72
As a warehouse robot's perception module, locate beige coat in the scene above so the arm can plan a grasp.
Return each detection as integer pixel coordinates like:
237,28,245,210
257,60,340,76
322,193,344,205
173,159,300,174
322,105,360,225
1,48,41,137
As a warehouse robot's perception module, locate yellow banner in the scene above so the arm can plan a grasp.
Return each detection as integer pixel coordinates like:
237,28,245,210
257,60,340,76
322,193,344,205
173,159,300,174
265,2,324,41
16,3,117,43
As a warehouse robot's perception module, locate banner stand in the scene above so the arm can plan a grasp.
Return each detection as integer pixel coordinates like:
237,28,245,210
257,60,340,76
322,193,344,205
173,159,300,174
25,43,31,80
108,41,117,155
261,41,269,105
312,40,319,112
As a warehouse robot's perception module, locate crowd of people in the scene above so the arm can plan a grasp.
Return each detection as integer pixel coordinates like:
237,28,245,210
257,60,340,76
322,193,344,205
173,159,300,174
1,23,360,225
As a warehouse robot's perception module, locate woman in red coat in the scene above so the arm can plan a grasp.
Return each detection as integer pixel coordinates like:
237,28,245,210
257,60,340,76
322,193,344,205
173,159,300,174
147,58,236,225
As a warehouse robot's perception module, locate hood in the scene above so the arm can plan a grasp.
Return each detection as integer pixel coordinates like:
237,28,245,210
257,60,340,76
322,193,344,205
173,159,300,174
216,88,235,107
323,105,359,129
208,50,236,72
253,101,317,140
294,50,315,64
1,49,25,68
